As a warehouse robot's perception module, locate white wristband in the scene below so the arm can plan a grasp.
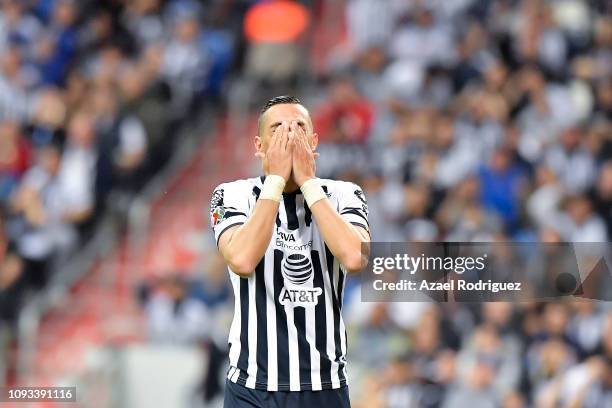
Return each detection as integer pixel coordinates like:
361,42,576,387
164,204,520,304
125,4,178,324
260,175,286,202
301,178,326,207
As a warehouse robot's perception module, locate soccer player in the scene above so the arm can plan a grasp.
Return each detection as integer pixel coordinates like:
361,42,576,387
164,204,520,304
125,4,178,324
210,95,370,407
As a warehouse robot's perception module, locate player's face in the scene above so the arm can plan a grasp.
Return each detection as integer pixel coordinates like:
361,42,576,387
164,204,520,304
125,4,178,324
255,104,318,152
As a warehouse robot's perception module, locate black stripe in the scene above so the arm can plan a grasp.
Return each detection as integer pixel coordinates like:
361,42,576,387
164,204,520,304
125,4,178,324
273,250,290,386
304,201,312,227
283,194,299,230
255,260,268,386
294,306,310,386
340,208,369,225
325,247,340,310
337,268,345,310
350,222,369,232
237,277,250,384
285,264,311,273
340,206,365,213
287,278,310,285
325,246,345,383
286,256,310,265
311,250,331,386
286,273,310,282
224,211,246,218
287,253,308,260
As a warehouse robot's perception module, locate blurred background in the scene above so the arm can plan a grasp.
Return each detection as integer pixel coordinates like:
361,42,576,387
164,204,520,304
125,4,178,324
0,0,611,407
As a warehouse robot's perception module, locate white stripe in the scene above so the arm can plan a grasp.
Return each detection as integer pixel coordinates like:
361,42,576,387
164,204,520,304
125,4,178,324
246,275,258,388
336,262,348,382
306,303,322,390
227,366,236,381
227,273,241,368
333,260,340,297
298,195,322,390
265,249,278,391
231,367,240,383
285,305,301,391
320,249,341,388
282,195,300,390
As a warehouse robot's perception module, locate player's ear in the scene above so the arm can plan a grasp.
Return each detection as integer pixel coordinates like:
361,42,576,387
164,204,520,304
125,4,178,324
310,132,319,151
254,135,263,153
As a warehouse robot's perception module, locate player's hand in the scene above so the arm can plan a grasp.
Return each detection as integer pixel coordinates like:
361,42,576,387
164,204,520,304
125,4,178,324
263,121,293,181
290,121,316,187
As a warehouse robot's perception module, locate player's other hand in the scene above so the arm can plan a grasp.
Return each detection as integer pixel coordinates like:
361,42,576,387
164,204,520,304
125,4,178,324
290,121,316,186
263,121,293,181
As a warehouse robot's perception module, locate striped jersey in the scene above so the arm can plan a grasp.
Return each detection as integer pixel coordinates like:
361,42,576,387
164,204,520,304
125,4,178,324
210,176,369,392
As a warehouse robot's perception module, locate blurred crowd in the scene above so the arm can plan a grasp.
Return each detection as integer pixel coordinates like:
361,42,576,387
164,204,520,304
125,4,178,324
0,0,243,329
114,0,612,407
308,0,611,407
346,300,612,408
314,0,611,244
1,0,611,407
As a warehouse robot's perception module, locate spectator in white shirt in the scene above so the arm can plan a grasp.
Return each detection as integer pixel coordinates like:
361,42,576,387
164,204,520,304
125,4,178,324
58,111,96,223
545,126,596,194
146,276,210,345
162,7,209,114
0,47,31,121
557,195,608,242
11,143,77,288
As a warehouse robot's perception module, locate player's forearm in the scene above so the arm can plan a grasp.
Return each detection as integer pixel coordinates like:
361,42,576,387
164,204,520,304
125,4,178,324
220,199,279,276
309,199,369,273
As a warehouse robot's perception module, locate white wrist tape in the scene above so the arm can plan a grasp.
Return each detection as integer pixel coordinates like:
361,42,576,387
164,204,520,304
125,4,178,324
260,175,286,202
301,178,326,207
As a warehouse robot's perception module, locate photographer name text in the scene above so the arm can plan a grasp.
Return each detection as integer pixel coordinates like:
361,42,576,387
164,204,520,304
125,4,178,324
373,279,522,293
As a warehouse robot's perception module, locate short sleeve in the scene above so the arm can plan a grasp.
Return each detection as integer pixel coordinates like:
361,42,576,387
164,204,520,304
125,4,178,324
210,182,250,244
338,182,370,233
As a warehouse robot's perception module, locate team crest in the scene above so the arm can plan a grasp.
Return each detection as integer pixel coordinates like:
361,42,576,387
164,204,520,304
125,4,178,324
210,188,226,225
210,188,224,210
211,207,226,226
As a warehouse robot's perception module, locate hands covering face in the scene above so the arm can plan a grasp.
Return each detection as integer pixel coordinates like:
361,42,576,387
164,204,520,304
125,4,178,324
257,121,317,186
288,121,317,187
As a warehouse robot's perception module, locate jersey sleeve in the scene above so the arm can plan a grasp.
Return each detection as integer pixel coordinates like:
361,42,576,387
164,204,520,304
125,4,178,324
337,182,370,233
210,182,250,245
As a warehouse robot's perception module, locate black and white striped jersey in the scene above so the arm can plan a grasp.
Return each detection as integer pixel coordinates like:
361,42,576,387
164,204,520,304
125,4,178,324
210,176,369,392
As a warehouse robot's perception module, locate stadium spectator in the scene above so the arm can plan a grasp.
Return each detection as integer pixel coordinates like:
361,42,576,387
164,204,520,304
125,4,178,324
0,214,24,325
144,275,210,345
0,46,31,121
0,120,31,203
162,2,209,113
11,141,79,289
121,0,164,48
36,0,78,86
315,75,374,144
478,147,528,231
557,194,608,242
